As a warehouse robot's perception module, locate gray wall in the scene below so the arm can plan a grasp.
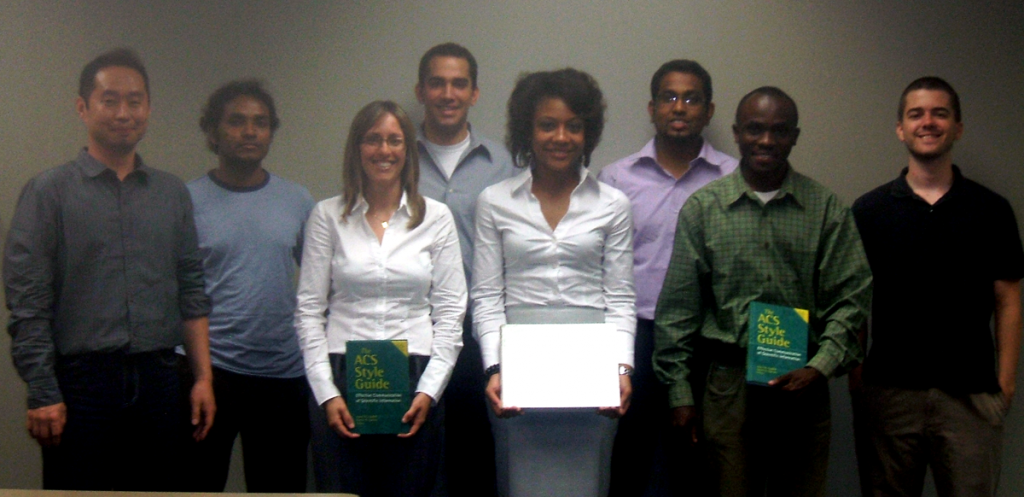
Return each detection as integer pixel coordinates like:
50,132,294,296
1,1,1021,494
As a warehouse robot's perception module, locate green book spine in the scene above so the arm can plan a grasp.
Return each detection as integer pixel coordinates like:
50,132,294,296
745,301,809,386
346,339,411,435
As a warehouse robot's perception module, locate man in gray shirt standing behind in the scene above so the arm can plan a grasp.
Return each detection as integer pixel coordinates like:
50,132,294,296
414,42,517,497
3,48,215,491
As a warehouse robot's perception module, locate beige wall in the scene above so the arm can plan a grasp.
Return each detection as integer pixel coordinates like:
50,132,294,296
1,1,1021,495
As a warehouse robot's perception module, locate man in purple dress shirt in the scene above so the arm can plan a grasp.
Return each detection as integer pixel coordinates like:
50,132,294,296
599,59,737,497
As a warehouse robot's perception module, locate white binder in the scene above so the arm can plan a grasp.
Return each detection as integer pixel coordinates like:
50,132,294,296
500,323,620,408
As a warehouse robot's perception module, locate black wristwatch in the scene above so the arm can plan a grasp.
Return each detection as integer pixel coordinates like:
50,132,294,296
485,364,501,377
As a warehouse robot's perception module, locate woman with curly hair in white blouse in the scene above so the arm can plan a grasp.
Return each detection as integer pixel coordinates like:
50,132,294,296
295,100,466,497
472,69,637,497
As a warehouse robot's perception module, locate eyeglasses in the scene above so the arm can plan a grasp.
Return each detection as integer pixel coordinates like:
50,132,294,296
361,135,405,149
655,92,705,107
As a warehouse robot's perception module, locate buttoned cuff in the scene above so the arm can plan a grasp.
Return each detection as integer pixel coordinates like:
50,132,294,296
308,363,341,407
616,330,635,368
667,382,695,409
807,353,839,379
27,377,64,409
479,330,501,370
179,294,212,321
415,357,453,404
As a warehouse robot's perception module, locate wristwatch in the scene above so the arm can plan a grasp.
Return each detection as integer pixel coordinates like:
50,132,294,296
618,364,634,376
484,364,501,377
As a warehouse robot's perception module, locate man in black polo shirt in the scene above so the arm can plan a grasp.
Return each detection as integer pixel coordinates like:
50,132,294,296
850,76,1023,496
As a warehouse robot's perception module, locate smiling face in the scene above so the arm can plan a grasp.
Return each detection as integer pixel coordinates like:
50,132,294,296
897,89,962,162
76,66,150,156
210,95,272,166
416,55,479,143
531,97,585,174
733,93,800,180
649,71,714,144
360,113,407,189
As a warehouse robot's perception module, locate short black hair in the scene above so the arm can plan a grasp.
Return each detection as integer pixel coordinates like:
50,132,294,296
506,68,606,168
735,86,799,125
199,79,280,153
898,76,961,122
79,48,150,102
650,59,713,103
418,42,478,89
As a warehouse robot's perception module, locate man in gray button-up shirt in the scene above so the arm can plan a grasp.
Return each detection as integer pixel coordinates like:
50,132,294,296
3,48,214,491
414,42,517,497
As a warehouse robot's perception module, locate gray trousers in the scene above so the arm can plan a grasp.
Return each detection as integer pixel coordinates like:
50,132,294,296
492,305,617,497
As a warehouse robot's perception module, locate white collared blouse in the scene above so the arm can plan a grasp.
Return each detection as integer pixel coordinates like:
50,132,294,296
471,167,637,369
295,193,466,405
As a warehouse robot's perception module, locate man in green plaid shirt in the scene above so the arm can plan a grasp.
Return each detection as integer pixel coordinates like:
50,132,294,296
653,86,872,497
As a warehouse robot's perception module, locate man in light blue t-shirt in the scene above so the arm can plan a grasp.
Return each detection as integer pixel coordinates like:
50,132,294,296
181,80,314,492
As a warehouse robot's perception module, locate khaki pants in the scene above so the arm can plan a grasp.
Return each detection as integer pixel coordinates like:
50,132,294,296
702,361,831,497
857,385,1005,497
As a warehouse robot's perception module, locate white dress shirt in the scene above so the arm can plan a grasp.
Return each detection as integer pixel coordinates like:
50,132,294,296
471,166,637,369
295,193,467,406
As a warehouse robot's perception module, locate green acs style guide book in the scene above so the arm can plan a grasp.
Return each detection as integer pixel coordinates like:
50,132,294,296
745,301,809,385
346,339,410,435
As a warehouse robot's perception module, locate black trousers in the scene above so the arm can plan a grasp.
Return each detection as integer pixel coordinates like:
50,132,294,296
310,353,443,497
441,321,497,497
179,362,310,492
609,319,711,497
44,349,184,491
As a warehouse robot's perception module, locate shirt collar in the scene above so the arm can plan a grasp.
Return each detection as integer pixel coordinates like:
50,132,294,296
510,164,596,200
724,165,803,208
353,190,411,218
417,123,494,161
76,147,149,179
206,169,271,192
630,138,731,175
891,164,964,201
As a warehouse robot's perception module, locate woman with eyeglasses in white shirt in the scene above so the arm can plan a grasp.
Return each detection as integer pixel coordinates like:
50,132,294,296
472,69,637,497
295,100,466,497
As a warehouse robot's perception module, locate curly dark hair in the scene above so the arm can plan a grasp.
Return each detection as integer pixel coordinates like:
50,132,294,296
199,79,280,153
506,68,605,168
